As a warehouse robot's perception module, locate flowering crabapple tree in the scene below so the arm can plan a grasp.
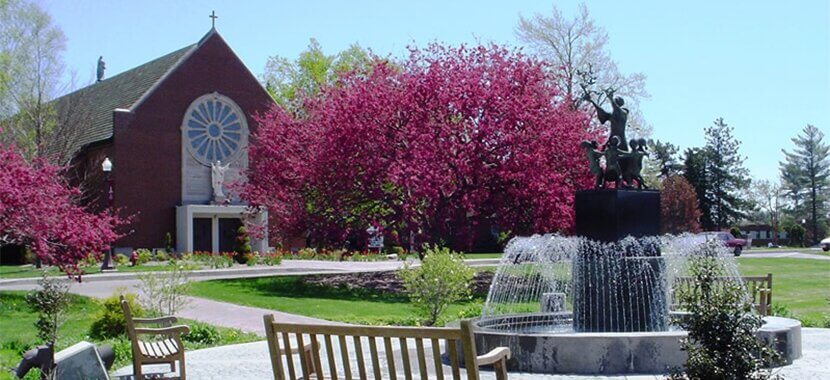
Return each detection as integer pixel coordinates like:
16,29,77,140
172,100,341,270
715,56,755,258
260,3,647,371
0,143,128,277
246,43,594,250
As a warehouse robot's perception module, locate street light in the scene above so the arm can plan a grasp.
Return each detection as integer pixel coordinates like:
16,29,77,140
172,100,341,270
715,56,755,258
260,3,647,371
101,157,115,270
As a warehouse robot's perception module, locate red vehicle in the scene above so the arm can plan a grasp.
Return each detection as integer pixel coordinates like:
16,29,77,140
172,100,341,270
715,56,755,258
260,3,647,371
696,231,747,256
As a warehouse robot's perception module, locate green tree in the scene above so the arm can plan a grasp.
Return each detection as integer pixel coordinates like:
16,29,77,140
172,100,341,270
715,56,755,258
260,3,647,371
0,0,67,158
683,147,713,229
398,245,474,326
701,118,750,230
261,39,376,112
779,125,829,245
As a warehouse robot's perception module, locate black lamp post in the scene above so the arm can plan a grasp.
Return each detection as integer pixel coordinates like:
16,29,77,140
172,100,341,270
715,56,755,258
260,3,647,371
100,157,115,270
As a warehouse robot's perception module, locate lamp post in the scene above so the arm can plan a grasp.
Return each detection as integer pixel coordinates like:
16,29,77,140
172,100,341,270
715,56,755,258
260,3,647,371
101,157,115,270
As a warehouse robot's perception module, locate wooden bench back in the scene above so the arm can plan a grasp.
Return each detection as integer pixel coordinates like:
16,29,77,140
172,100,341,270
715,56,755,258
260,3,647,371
263,315,481,380
670,273,772,315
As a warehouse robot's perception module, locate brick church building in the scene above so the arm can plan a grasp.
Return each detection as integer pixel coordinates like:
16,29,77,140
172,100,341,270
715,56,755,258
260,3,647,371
60,28,271,253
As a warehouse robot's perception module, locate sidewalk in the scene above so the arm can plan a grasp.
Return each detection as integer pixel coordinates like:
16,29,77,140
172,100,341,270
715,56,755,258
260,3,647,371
0,258,501,287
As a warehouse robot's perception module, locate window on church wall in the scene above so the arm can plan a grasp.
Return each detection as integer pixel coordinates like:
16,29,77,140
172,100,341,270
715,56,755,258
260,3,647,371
183,93,248,166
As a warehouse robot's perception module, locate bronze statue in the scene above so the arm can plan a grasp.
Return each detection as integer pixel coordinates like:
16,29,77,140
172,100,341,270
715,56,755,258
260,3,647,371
580,140,604,189
584,89,629,151
603,136,625,188
622,138,648,189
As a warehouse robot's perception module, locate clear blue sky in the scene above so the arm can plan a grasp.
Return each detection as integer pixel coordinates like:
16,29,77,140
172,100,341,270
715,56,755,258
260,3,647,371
43,0,829,182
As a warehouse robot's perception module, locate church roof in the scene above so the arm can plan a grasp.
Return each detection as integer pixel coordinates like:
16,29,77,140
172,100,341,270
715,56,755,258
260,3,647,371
52,43,197,151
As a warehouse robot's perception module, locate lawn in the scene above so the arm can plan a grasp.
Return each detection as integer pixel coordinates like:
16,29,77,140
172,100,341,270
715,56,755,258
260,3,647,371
0,291,259,380
188,257,828,328
0,263,179,280
188,275,483,326
736,257,830,324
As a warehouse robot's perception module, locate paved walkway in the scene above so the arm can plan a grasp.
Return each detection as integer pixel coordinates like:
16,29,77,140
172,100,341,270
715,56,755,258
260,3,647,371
112,328,830,379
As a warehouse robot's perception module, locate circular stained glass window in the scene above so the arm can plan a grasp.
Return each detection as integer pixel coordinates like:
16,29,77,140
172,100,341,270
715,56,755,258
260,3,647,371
182,93,248,166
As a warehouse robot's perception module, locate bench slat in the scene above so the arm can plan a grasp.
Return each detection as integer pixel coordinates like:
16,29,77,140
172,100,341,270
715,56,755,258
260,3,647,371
339,334,353,380
296,333,312,379
311,335,324,380
431,338,444,379
384,337,397,380
353,336,367,380
448,339,460,380
399,337,412,380
415,338,428,380
280,332,296,380
368,336,382,380
324,334,338,380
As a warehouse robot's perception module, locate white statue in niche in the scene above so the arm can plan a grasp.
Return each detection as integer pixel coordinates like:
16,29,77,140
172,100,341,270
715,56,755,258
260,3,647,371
211,160,230,201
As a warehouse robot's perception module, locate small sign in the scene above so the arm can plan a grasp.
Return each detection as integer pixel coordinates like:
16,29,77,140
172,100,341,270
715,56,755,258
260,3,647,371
366,226,384,249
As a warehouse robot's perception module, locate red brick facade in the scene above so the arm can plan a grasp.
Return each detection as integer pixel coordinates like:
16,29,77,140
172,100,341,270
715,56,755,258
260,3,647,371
90,32,273,249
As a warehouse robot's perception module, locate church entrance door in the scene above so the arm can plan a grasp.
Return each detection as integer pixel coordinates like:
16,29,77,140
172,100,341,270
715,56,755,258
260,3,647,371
193,218,212,252
218,218,243,253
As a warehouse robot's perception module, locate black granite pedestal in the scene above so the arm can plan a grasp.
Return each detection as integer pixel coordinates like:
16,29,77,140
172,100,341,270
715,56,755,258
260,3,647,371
571,189,667,332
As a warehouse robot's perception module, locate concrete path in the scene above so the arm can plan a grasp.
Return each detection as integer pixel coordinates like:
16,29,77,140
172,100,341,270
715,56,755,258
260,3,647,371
112,328,830,380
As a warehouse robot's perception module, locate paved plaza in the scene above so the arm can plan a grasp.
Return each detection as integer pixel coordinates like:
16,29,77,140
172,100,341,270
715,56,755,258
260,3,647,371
112,328,830,379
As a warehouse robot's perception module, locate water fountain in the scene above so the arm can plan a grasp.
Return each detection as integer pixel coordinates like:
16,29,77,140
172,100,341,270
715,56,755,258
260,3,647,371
456,86,801,375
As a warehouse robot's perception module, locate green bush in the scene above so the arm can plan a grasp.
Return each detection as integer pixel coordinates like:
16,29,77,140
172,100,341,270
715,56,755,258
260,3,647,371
263,252,282,266
154,250,169,262
135,249,153,265
113,254,129,266
398,245,474,326
90,292,143,339
729,226,742,238
183,322,220,345
669,249,780,380
26,274,70,346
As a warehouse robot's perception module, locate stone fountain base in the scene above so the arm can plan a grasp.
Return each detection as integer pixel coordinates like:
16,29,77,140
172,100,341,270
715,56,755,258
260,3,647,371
457,313,802,375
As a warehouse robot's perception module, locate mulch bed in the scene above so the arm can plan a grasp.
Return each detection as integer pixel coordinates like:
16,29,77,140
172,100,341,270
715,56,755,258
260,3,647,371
301,270,494,296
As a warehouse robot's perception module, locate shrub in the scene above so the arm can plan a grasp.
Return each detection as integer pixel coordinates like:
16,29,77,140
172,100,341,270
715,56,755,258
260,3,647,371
669,248,780,380
135,249,153,265
183,322,220,345
398,245,474,326
113,254,129,266
90,291,143,339
729,226,742,238
137,264,192,317
154,250,169,262
262,252,282,266
164,232,174,252
26,274,71,346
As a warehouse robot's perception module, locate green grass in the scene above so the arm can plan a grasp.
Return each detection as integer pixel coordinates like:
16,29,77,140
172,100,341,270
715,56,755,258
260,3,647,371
188,275,483,326
0,291,259,380
463,253,503,259
736,257,830,323
0,263,185,280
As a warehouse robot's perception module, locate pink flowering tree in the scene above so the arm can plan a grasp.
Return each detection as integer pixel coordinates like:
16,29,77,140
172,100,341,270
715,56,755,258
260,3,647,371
0,144,128,277
246,44,594,250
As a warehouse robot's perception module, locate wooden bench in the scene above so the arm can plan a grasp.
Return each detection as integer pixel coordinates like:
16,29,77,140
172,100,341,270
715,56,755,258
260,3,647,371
263,315,510,380
121,296,191,379
670,273,773,316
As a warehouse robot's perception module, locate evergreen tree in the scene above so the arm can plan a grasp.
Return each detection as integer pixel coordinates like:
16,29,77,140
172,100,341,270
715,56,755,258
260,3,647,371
649,139,683,178
704,118,750,229
683,147,713,229
779,125,829,245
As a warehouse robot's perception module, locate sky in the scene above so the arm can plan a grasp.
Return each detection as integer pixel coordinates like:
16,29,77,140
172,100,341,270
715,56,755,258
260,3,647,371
42,0,830,182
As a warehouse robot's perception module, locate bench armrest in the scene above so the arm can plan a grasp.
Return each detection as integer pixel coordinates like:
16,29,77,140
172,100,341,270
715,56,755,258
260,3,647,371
133,316,178,326
476,347,511,366
134,325,191,336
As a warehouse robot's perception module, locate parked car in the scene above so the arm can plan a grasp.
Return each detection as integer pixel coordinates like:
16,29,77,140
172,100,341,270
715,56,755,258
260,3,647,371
696,231,747,256
821,237,830,252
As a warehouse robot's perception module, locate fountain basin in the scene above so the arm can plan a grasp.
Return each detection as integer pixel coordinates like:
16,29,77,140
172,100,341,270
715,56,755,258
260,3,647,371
460,313,802,375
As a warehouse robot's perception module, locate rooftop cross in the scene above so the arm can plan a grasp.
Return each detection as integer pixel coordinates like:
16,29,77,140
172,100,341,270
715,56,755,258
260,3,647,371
209,10,218,28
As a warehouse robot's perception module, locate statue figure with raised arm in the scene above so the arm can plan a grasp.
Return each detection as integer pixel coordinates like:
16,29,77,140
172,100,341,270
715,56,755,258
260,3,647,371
583,88,630,151
211,160,230,200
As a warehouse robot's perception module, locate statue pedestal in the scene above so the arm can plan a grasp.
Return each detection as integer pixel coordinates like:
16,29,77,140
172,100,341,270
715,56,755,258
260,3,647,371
575,189,660,242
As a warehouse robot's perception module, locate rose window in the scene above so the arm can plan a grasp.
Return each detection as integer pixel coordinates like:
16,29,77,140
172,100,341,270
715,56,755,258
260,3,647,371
183,93,248,165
